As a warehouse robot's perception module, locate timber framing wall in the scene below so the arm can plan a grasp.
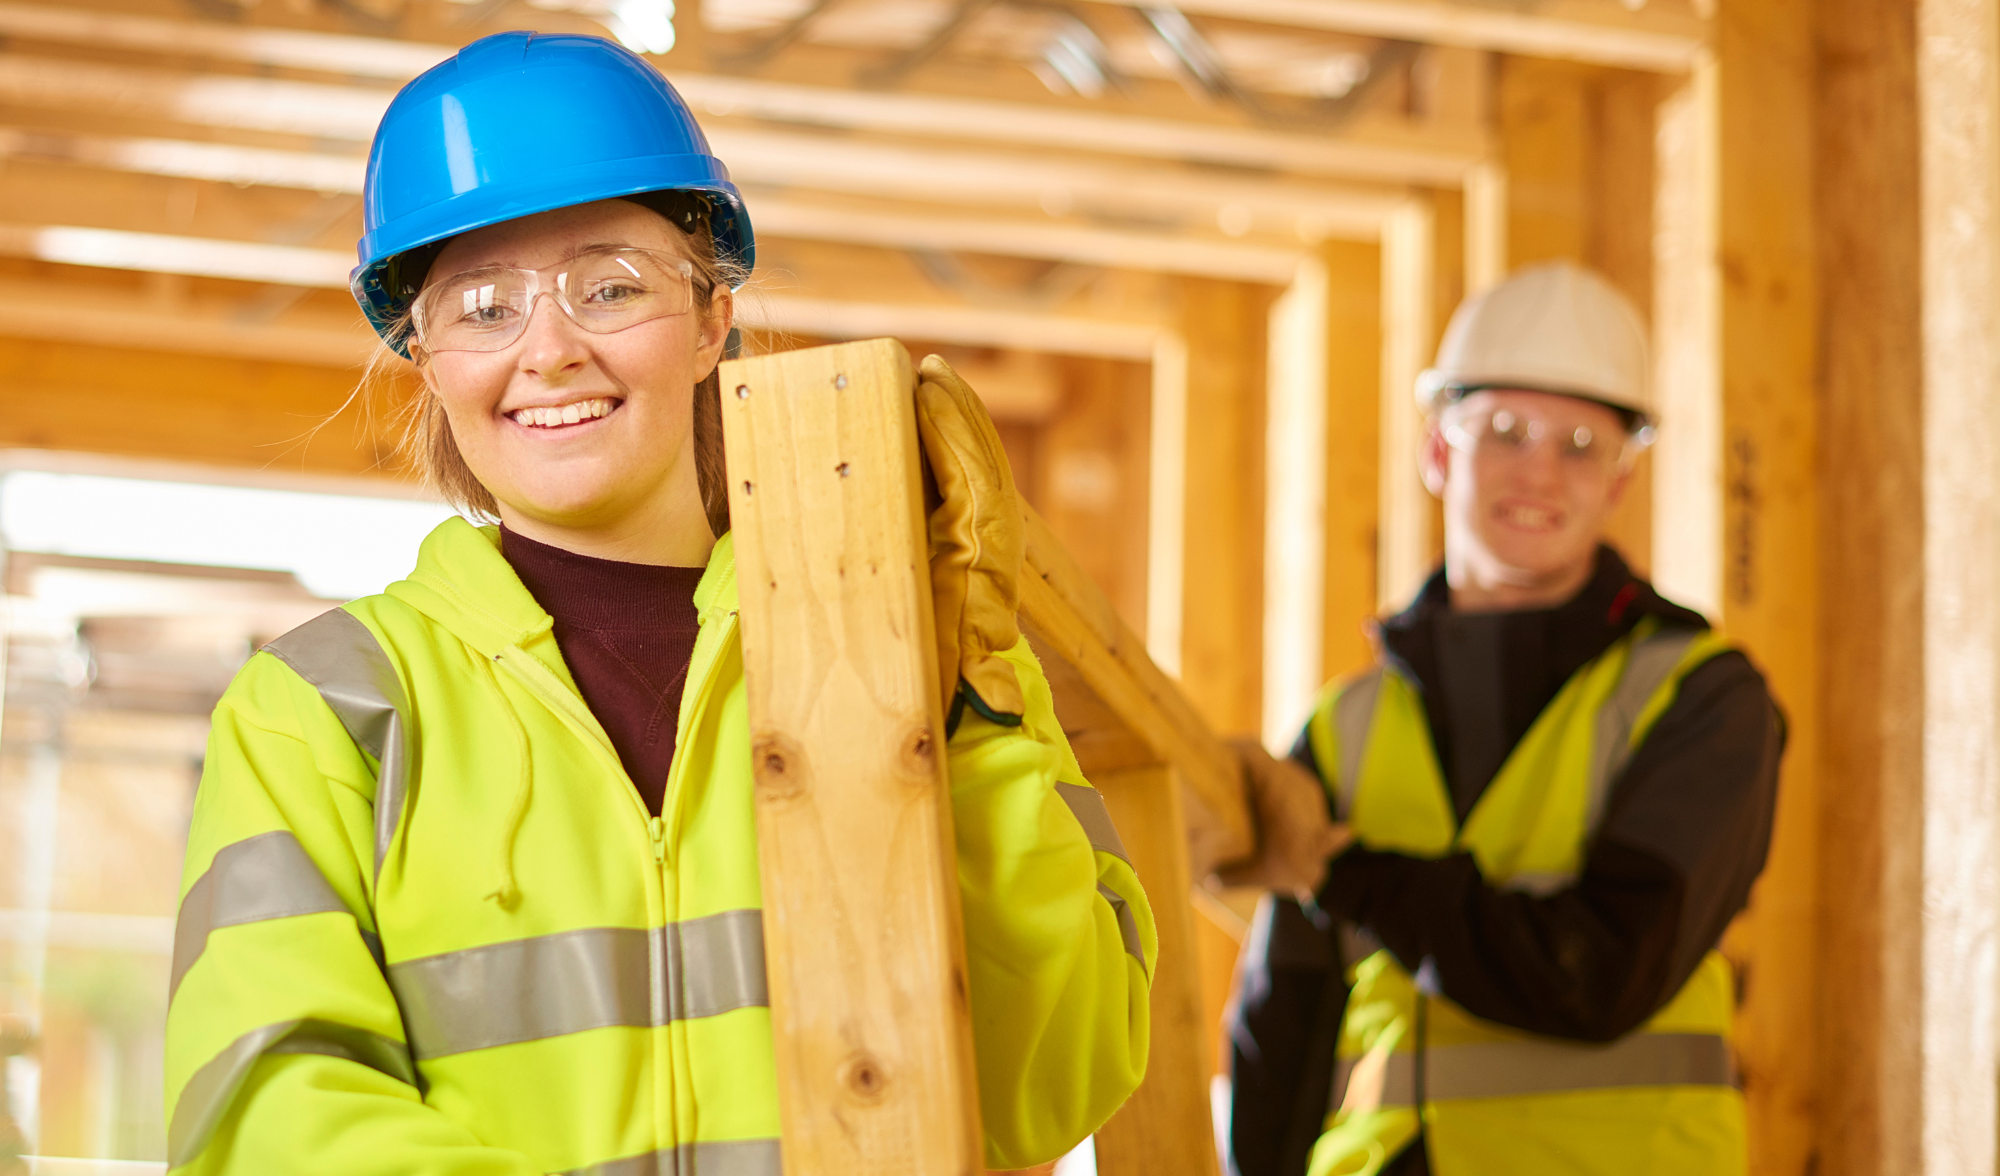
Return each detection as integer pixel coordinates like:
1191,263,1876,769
12,1,2000,1173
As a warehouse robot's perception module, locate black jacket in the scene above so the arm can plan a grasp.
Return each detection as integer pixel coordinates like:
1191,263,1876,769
1227,548,1785,1176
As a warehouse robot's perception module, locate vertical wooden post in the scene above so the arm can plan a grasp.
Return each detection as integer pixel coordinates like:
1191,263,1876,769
720,338,984,1176
1263,260,1329,747
1091,764,1221,1176
1916,0,2000,1167
1321,239,1383,683
1177,278,1270,736
1378,198,1436,611
1815,2,1924,1173
1655,2,1821,1169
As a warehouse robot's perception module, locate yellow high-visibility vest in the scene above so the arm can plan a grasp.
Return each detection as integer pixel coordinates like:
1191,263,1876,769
164,518,1155,1175
1302,618,1746,1176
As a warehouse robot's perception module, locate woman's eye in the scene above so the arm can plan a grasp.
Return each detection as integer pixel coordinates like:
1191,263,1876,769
584,281,647,305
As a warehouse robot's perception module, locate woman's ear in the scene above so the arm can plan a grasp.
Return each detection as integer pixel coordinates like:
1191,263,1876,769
697,288,734,367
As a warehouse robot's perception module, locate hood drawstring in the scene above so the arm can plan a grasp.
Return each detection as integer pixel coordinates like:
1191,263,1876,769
481,653,534,909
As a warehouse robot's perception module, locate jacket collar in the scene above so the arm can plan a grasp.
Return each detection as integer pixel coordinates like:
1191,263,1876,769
385,517,738,676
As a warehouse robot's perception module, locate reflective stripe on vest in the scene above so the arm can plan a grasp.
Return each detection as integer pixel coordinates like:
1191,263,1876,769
166,1017,416,1167
1331,626,1702,895
388,911,770,1059
264,607,412,883
559,1138,783,1176
170,829,369,1002
1316,621,1743,1176
1332,1031,1734,1112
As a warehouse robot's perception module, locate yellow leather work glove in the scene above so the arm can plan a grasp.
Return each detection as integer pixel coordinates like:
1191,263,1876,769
914,353,1027,735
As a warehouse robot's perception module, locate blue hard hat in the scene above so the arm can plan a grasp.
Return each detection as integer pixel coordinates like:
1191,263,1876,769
351,31,754,356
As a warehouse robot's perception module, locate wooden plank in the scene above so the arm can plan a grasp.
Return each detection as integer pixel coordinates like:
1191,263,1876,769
1019,504,1253,869
1916,0,2000,1167
1090,764,1221,1176
719,339,983,1176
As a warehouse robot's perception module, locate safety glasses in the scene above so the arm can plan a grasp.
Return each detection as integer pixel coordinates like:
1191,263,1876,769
1442,405,1652,475
412,247,699,355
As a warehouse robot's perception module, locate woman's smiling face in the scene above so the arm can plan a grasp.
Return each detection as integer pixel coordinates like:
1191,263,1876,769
418,198,731,558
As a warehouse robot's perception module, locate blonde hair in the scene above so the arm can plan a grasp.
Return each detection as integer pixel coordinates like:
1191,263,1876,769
361,196,747,538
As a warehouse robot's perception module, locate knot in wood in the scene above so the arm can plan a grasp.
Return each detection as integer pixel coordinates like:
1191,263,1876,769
905,725,934,763
838,1052,888,1103
751,733,807,803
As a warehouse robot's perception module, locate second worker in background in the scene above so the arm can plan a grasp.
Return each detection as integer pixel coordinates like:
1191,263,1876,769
1225,261,1785,1176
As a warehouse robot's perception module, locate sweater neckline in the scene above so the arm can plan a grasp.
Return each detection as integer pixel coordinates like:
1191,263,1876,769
499,525,706,631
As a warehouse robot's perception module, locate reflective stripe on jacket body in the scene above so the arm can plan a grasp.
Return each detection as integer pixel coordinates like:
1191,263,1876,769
1302,619,1746,1176
164,517,1156,1176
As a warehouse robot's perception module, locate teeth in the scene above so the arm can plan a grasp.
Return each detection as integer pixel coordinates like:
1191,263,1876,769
1504,505,1557,528
511,398,616,428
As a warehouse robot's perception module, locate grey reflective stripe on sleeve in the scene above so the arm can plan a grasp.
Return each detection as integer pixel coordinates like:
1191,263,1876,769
1332,668,1386,820
167,1017,415,1166
1583,629,1701,837
388,910,768,1060
562,1138,784,1176
1097,882,1147,975
170,830,354,1002
1055,782,1130,866
1330,1032,1733,1112
263,607,412,883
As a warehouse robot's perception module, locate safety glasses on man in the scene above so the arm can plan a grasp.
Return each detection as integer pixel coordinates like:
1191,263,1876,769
1441,402,1651,476
412,246,701,354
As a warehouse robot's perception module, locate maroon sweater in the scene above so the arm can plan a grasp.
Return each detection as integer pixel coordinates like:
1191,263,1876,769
501,526,705,816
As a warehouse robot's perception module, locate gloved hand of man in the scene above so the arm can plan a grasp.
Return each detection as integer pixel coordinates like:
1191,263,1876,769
1215,737,1354,899
914,354,1026,734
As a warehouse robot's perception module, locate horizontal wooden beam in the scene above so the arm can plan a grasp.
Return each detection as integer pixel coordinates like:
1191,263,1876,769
0,0,446,79
1090,0,1706,73
0,275,373,366
0,27,1480,187
742,296,1162,361
679,72,1482,184
715,127,1404,238
0,121,1399,249
751,196,1304,282
0,52,390,141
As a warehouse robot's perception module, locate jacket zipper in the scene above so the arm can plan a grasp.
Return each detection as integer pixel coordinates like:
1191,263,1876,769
654,609,738,869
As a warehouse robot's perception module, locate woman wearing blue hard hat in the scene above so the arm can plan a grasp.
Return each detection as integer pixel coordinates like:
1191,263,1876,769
163,31,1154,1176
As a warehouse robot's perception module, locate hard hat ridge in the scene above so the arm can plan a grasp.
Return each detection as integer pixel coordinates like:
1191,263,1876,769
351,31,754,358
1417,260,1653,424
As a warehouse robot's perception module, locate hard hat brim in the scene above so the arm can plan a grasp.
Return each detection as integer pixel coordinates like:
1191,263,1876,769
353,159,753,360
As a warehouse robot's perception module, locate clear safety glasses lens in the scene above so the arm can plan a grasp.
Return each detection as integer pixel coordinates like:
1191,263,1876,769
1444,408,1641,472
413,249,697,354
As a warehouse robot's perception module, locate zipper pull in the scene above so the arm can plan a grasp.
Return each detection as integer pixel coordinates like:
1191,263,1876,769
648,815,667,865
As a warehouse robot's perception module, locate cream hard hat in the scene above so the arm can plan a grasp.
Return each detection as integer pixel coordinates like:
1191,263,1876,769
1415,260,1653,423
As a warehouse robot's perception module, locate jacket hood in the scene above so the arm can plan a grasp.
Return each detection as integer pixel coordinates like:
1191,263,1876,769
383,517,737,685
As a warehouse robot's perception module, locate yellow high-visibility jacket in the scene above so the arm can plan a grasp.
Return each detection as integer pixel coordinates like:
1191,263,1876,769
164,518,1155,1175
1305,619,1745,1176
